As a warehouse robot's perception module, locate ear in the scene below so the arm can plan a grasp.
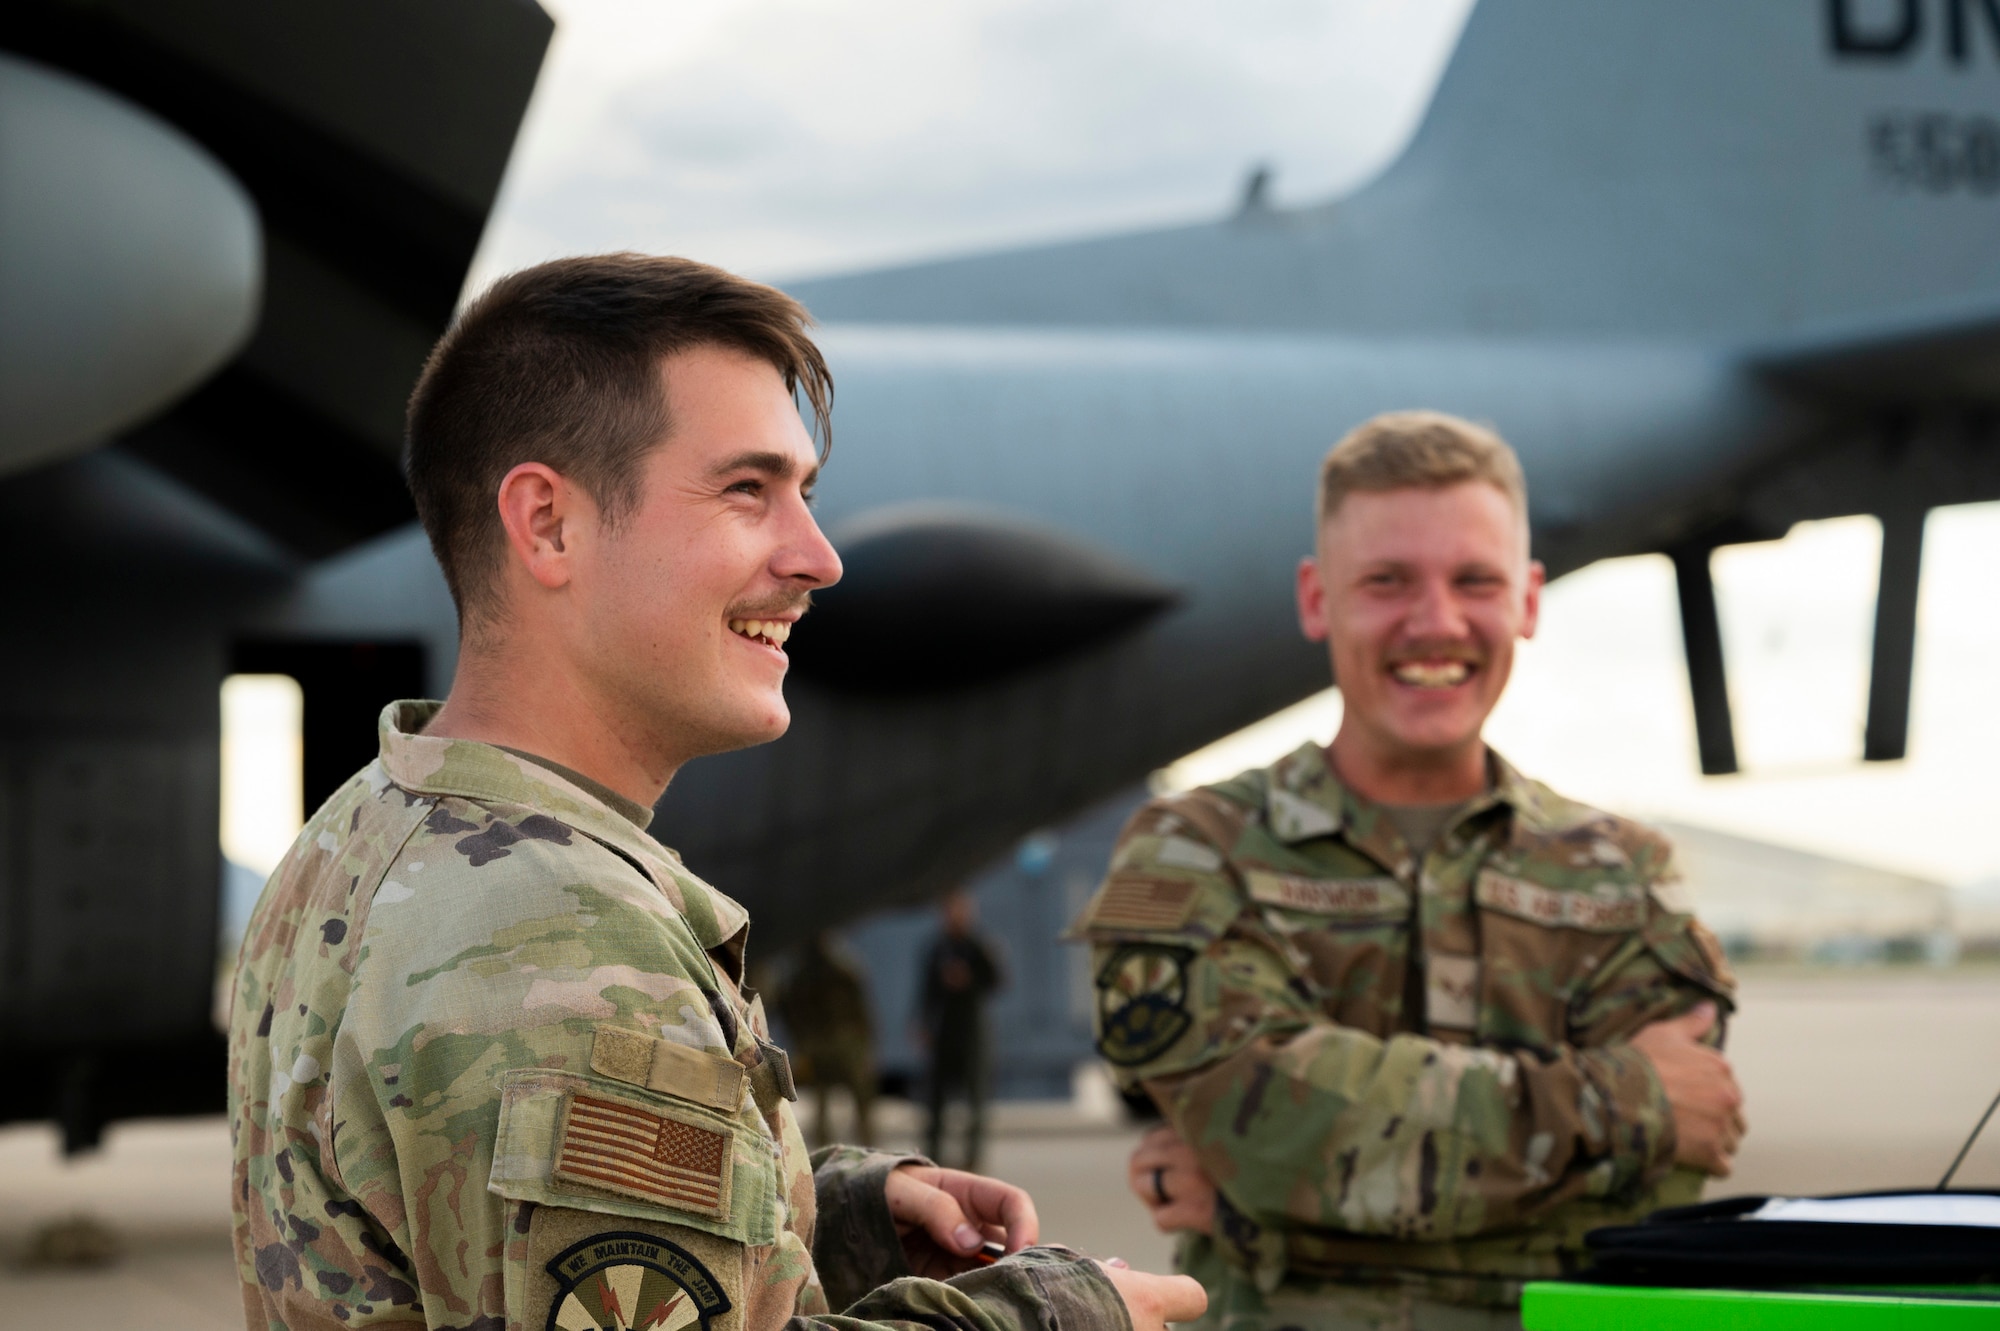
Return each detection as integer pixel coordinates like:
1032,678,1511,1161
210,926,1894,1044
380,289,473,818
1519,559,1546,641
1297,555,1330,642
495,462,590,593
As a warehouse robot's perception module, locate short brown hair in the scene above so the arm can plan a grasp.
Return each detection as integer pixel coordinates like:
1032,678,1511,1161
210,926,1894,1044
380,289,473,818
405,253,832,625
1316,410,1527,527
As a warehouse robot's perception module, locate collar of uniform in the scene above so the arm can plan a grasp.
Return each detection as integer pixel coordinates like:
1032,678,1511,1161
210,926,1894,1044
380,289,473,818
1262,742,1348,842
1483,748,1553,833
374,700,751,954
1262,742,1546,844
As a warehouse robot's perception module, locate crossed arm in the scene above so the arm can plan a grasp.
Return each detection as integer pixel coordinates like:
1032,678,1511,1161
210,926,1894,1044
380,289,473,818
1122,985,1744,1237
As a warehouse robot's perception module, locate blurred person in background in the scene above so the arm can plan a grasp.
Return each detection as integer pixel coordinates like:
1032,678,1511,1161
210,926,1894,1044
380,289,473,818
779,930,881,1147
1071,411,1744,1331
916,889,1006,1170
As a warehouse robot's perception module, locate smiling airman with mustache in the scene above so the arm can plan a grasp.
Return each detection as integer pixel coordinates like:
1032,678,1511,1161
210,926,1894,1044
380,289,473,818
1072,410,1744,1331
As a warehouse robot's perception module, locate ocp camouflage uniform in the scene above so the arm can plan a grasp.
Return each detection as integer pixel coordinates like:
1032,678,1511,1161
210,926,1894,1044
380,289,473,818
228,701,1120,1331
1071,744,1735,1330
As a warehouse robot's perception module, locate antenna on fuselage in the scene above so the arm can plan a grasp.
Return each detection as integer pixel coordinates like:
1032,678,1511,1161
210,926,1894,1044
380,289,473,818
1938,1086,2000,1189
1236,163,1273,216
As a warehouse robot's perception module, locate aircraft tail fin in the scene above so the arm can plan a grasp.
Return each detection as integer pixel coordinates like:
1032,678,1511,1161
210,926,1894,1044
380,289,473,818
1344,0,2000,337
795,0,2000,341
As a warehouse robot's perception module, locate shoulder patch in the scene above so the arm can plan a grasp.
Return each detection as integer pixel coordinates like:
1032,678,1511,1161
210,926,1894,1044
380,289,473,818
554,1092,733,1219
1082,875,1201,933
1094,944,1194,1066
545,1230,730,1331
1244,870,1409,921
1475,870,1647,932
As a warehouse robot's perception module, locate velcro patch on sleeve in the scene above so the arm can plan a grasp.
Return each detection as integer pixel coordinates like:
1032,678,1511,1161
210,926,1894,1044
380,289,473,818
591,1026,747,1112
553,1092,734,1219
1476,871,1646,932
1082,875,1200,932
1153,835,1224,872
1243,871,1409,921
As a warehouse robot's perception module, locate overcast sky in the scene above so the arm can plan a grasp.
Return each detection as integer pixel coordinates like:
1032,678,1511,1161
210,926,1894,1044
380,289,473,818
458,0,2000,889
470,0,1474,285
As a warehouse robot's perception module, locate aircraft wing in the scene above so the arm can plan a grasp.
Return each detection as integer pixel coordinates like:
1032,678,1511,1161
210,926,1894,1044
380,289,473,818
1756,302,2000,405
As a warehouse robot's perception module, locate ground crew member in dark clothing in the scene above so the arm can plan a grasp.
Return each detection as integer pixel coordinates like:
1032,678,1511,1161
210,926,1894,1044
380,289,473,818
780,931,880,1147
918,890,1006,1170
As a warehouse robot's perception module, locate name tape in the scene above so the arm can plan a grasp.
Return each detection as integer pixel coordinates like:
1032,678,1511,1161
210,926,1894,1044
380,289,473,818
1243,871,1410,921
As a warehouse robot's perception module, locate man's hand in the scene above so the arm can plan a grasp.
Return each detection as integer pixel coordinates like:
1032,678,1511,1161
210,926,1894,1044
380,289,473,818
1126,1125,1216,1234
885,1163,1038,1278
1630,1002,1747,1176
1096,1259,1208,1331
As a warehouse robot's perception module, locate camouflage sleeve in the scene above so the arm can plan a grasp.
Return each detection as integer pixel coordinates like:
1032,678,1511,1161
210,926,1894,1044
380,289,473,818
1081,812,1724,1244
826,1247,1129,1331
327,829,818,1331
802,1149,1130,1331
808,1144,926,1310
1134,936,1672,1241
322,818,1127,1331
1567,839,1738,1050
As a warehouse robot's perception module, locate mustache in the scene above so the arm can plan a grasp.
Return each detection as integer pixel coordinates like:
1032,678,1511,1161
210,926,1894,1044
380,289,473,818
724,590,814,621
1383,640,1484,666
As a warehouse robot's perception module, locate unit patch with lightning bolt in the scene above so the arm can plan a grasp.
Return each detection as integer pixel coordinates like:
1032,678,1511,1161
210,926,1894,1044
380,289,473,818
543,1231,730,1331
1094,944,1194,1066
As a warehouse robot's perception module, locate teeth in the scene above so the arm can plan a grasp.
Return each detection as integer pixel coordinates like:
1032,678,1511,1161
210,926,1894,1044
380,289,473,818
727,618,791,646
1393,661,1471,688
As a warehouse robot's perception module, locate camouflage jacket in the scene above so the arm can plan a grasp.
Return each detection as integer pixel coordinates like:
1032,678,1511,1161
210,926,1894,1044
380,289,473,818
1070,743,1735,1302
228,701,1121,1331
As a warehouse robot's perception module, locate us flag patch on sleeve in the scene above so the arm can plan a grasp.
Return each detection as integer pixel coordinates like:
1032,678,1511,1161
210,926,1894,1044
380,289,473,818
1082,875,1199,932
553,1093,733,1219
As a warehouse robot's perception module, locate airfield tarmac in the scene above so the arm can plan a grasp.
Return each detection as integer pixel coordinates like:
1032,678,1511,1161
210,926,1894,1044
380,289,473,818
3,967,1999,1329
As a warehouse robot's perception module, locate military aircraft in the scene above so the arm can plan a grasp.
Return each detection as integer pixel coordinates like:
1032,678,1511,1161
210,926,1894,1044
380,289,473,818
0,0,551,1148
4,0,1998,1148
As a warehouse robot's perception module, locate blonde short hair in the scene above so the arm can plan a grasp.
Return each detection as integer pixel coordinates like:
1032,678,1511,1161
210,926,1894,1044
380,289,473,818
1316,410,1528,528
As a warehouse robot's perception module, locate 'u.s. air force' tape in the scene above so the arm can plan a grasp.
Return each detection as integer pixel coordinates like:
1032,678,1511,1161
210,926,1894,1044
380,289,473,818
1094,944,1193,1066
